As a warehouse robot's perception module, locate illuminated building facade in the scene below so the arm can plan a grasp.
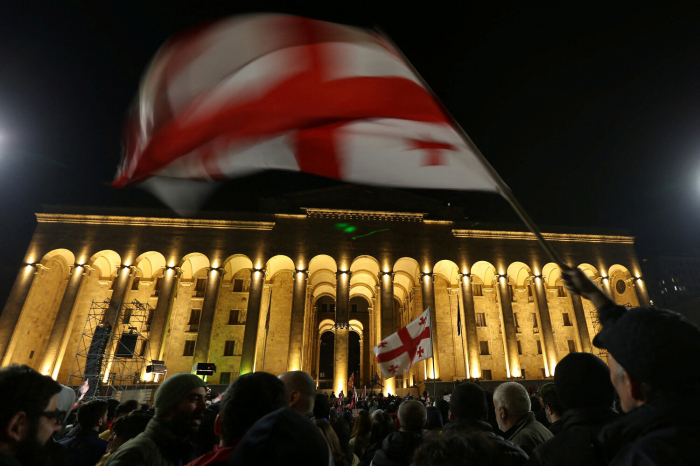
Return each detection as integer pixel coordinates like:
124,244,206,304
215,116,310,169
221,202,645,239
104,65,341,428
0,196,649,395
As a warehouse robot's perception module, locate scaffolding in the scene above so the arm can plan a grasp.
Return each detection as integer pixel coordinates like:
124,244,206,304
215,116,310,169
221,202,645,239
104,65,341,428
67,299,154,400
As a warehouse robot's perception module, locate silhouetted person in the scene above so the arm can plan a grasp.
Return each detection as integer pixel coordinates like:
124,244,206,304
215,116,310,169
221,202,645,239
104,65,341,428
59,399,109,466
538,383,564,434
493,382,553,456
278,371,316,420
371,400,426,466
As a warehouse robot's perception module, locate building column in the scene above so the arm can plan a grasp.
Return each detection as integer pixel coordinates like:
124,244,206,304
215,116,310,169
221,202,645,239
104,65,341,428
569,293,593,353
40,264,87,378
334,270,351,395
532,276,558,376
315,334,322,388
420,272,440,380
459,273,480,379
193,267,225,363
379,272,396,394
632,278,651,306
240,268,266,375
287,269,309,371
151,267,181,361
495,275,521,378
0,264,42,365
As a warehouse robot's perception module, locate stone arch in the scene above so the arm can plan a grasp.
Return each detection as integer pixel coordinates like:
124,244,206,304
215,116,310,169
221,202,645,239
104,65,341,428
88,250,122,280
266,255,295,282
350,270,379,287
309,255,338,274
313,285,336,299
349,319,364,337
134,251,166,280
542,263,562,288
223,254,254,277
471,261,496,285
350,256,380,276
507,262,533,287
319,318,336,334
393,257,420,286
40,249,75,270
179,253,211,281
433,260,459,286
349,284,374,303
577,263,600,279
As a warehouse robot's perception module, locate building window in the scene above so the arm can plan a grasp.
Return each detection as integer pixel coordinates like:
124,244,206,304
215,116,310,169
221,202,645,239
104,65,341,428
351,304,358,313
122,309,131,324
131,277,141,290
146,309,154,331
509,285,516,302
527,286,534,302
183,340,195,356
537,340,542,354
481,370,492,380
153,276,162,297
29,351,34,359
329,304,335,313
563,313,572,326
140,341,147,357
567,340,577,353
224,340,236,356
513,313,520,332
233,279,244,292
228,309,245,325
479,341,489,355
557,285,567,297
532,313,538,328
517,340,522,355
187,309,201,332
220,372,231,385
476,313,486,327
194,278,207,298
472,284,483,296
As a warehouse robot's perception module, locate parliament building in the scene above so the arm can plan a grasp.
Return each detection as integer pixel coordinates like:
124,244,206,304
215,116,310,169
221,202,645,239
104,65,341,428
0,187,649,396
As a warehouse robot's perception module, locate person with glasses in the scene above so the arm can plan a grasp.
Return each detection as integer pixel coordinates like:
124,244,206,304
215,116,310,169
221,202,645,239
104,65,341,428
0,364,63,466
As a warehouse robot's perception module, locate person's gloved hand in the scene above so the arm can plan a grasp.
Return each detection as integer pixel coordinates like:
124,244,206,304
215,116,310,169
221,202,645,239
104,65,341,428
560,263,612,309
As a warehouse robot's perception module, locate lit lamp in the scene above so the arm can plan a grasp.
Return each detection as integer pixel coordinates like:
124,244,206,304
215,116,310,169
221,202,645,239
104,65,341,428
146,360,167,375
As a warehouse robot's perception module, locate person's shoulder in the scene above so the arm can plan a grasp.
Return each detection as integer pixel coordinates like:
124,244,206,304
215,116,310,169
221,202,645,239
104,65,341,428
103,433,156,466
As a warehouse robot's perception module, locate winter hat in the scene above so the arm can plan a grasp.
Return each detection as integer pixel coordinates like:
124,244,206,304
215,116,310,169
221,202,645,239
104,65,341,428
155,373,207,417
56,384,76,425
593,304,700,390
554,353,614,410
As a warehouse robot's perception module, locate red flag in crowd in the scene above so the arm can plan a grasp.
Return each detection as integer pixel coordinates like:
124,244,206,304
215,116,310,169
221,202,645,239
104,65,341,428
348,373,354,391
114,14,501,209
373,308,433,379
362,386,366,401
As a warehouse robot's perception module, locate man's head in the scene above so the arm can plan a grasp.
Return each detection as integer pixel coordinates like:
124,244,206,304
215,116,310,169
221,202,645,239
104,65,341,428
278,371,316,415
0,365,62,465
538,383,563,423
397,400,427,433
554,352,614,412
217,372,287,446
108,410,153,453
115,399,139,419
77,399,109,432
449,382,487,422
493,382,531,432
593,305,700,410
155,373,207,435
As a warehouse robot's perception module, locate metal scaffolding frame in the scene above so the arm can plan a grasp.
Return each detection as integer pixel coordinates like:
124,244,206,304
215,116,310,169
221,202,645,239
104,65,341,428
67,299,154,400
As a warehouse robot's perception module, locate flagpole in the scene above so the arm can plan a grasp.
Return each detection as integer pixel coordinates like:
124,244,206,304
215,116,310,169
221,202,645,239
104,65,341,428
374,28,563,265
262,288,272,372
428,306,437,401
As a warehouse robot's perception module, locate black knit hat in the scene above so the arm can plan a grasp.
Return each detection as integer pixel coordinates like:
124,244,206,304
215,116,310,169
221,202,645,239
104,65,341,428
554,353,614,410
593,306,700,389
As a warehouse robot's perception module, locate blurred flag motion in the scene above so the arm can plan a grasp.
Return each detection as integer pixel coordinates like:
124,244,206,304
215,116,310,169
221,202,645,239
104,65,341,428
114,13,501,201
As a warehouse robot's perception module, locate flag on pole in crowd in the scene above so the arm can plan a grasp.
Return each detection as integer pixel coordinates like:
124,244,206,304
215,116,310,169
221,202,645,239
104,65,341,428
373,308,433,379
401,392,411,402
362,386,367,401
348,373,354,391
73,379,89,408
349,388,358,409
338,390,344,409
113,14,502,213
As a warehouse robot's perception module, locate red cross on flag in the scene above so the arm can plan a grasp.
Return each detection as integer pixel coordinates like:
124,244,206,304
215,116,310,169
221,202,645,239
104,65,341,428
113,14,501,207
373,308,433,379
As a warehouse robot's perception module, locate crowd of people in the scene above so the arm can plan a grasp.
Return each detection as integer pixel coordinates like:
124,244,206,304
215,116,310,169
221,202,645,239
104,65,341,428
0,266,698,465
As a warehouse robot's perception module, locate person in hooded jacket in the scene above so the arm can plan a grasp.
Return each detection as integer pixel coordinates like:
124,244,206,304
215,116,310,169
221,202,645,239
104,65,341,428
529,352,619,466
443,382,528,466
561,265,700,466
371,401,425,466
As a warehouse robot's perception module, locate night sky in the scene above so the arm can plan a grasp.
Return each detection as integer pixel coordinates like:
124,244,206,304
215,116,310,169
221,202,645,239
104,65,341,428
1,1,699,305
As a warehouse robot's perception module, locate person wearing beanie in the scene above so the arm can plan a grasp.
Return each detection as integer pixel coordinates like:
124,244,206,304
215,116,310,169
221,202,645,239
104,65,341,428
561,265,700,466
443,382,527,466
529,353,618,466
105,372,207,466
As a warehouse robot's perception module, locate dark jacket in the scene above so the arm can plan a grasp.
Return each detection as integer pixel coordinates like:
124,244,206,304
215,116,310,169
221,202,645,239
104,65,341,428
504,412,553,457
58,429,108,466
529,406,619,466
358,441,382,466
443,418,528,466
547,419,564,435
371,431,422,466
597,396,700,466
104,417,194,466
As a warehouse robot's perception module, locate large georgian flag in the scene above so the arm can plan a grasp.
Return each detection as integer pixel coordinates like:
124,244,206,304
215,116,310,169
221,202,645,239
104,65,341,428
373,308,433,379
113,14,501,199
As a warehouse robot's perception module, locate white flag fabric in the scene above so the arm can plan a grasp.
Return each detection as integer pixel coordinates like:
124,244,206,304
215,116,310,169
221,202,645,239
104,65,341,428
373,308,433,379
114,14,501,205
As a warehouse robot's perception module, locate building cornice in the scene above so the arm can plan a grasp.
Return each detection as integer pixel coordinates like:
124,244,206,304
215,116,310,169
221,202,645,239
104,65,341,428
302,208,425,222
36,213,275,231
452,229,634,244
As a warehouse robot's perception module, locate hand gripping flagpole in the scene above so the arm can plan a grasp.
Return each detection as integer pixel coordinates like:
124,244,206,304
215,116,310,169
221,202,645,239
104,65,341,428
376,28,564,265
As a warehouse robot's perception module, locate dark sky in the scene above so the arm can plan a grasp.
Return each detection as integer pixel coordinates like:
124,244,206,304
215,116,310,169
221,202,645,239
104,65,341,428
1,1,699,303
